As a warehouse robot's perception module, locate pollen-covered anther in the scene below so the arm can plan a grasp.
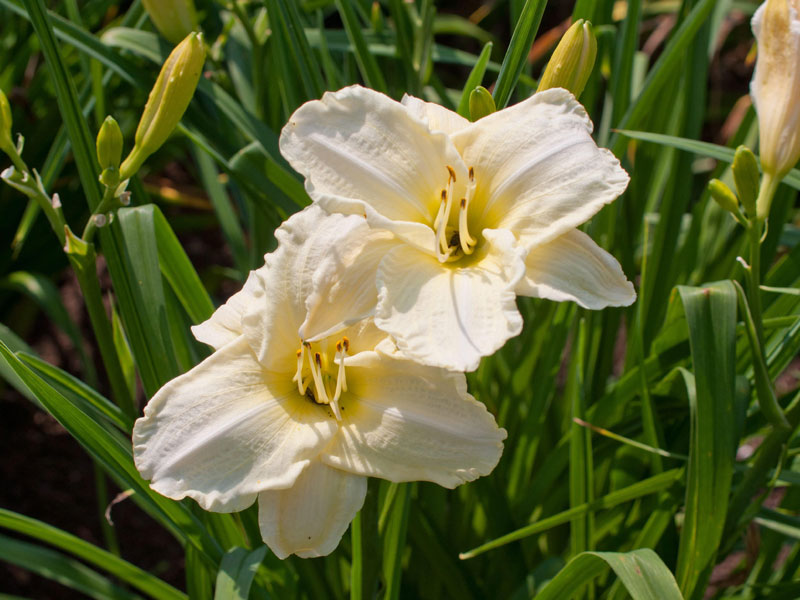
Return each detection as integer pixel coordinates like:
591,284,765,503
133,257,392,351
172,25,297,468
458,167,477,254
292,345,307,395
435,166,457,262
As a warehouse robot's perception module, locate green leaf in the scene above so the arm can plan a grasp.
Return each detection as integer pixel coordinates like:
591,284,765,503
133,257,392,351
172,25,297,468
0,533,140,600
457,42,493,118
675,281,738,600
335,0,388,92
382,482,411,600
0,508,186,600
18,352,133,432
0,340,224,565
491,0,546,108
460,469,682,559
535,549,683,600
20,0,101,210
151,206,215,324
111,206,180,397
214,546,268,600
615,129,800,190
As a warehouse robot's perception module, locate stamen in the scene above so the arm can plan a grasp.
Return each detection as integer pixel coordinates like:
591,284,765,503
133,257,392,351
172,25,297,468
433,189,447,230
459,167,477,255
309,352,330,405
292,346,307,395
435,167,456,261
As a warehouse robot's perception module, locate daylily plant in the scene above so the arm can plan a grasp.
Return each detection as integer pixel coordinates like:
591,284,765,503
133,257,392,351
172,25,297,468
280,86,636,372
133,206,506,558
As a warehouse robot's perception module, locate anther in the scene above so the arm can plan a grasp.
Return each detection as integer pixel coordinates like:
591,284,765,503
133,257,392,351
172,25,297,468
292,345,307,395
447,165,456,182
342,337,350,352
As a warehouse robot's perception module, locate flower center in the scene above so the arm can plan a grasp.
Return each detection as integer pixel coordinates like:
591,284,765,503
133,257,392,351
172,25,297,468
433,165,477,263
292,336,349,420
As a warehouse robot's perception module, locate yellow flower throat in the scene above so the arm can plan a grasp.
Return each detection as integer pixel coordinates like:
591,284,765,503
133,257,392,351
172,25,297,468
292,336,349,420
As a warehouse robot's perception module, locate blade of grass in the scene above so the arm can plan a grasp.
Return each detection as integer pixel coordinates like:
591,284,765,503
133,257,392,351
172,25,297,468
535,549,683,600
675,281,738,600
492,0,546,108
335,0,388,92
214,546,268,600
0,509,186,600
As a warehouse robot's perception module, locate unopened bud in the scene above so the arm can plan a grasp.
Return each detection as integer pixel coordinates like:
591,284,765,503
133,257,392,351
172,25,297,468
0,88,12,152
708,179,741,216
119,32,205,180
469,86,496,122
96,116,123,171
538,19,597,98
732,145,760,217
142,0,198,45
751,0,800,179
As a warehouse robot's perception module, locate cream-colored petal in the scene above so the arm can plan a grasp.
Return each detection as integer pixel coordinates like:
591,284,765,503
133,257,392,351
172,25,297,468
279,85,468,226
191,270,263,350
241,205,379,372
301,225,397,342
451,88,629,247
374,228,525,372
133,337,337,512
751,0,800,175
517,229,636,309
401,94,470,135
257,462,367,559
322,352,506,488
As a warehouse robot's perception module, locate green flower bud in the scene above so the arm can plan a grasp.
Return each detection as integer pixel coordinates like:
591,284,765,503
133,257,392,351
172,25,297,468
469,86,496,122
0,87,13,152
708,179,741,216
537,19,597,98
732,145,760,218
142,0,198,45
120,32,206,180
96,116,123,171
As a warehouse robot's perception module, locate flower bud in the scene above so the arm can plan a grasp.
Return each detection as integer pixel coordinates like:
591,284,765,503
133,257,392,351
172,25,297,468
120,32,206,180
96,116,123,171
469,86,496,121
0,87,13,152
142,0,198,45
708,179,741,216
751,0,800,179
537,19,597,98
732,145,760,218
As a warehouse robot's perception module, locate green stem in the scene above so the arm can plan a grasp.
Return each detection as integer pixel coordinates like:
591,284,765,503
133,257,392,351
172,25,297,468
2,146,66,246
93,462,121,556
746,219,765,346
755,171,779,221
67,242,136,419
350,511,363,600
723,395,800,552
82,185,119,243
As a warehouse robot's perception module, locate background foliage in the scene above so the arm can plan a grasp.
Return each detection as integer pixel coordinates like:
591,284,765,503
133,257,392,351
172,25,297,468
1,0,799,598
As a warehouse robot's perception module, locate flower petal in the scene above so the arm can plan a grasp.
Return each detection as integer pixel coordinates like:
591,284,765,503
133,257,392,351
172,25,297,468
191,269,262,350
301,225,397,343
451,88,629,247
517,229,636,309
279,85,467,226
133,337,337,512
241,205,382,371
257,462,366,559
374,228,525,372
322,352,506,488
401,94,470,136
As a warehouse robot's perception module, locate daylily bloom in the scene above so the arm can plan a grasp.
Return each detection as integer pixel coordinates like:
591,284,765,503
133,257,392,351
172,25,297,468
280,86,635,372
751,0,800,180
133,205,506,559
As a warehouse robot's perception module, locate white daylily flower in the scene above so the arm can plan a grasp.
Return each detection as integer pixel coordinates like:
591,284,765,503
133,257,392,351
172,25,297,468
280,86,635,372
751,0,800,179
133,205,506,559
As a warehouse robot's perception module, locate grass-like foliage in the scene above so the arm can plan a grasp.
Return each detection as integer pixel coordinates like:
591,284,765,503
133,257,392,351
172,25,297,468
1,1,799,599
